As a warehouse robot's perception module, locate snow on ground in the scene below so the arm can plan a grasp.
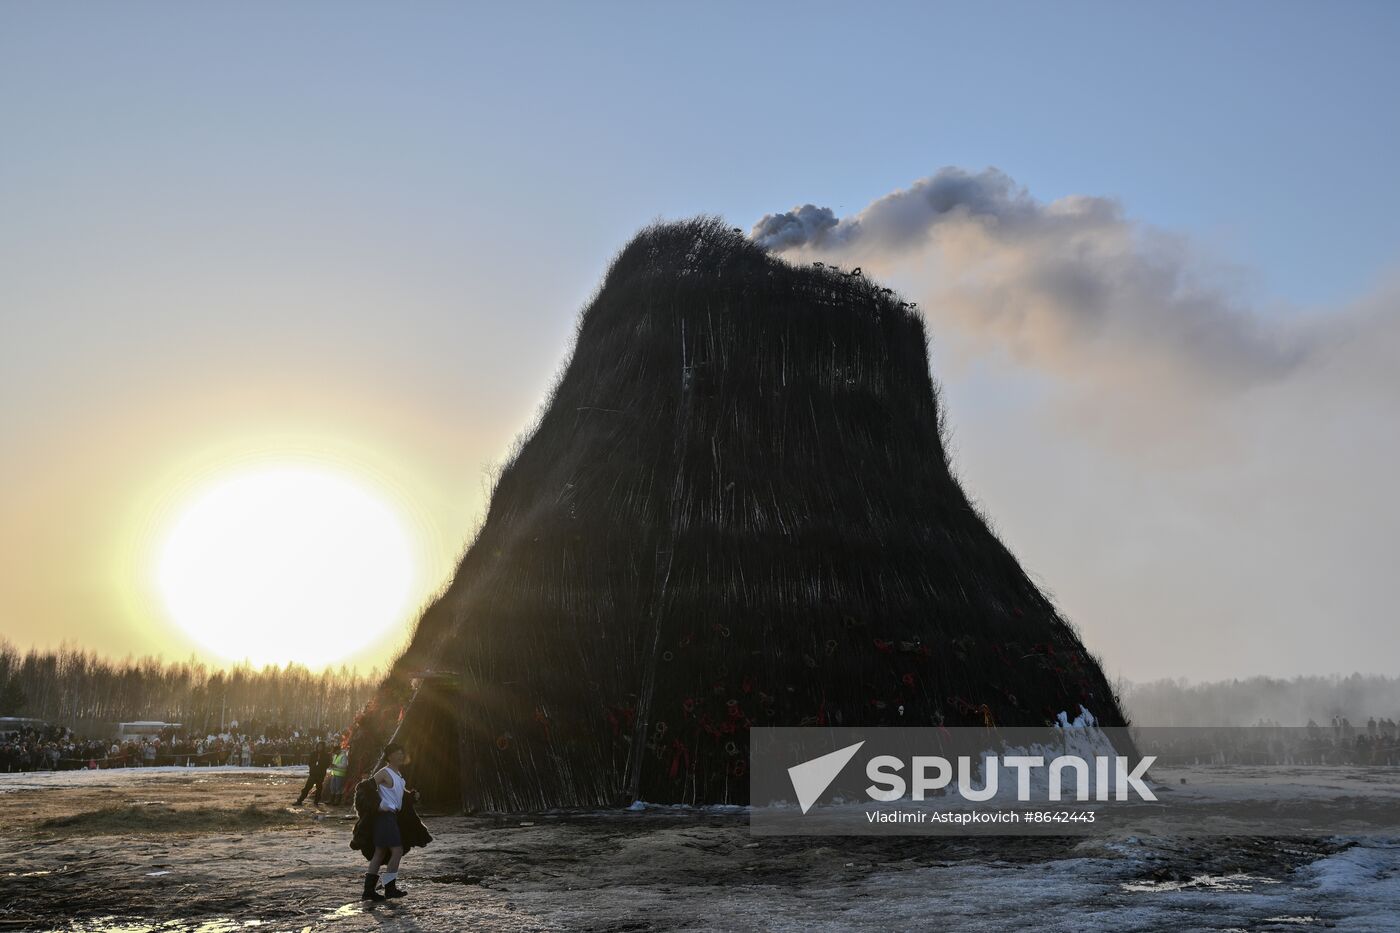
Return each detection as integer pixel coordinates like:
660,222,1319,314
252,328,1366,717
0,766,304,793
2,767,1397,932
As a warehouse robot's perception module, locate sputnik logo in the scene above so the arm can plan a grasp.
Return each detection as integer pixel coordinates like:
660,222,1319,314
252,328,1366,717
788,741,865,814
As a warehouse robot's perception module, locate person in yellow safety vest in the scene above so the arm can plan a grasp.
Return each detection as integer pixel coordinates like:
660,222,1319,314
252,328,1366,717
327,746,350,805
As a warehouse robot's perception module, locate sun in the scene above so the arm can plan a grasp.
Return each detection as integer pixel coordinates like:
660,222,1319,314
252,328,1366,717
155,464,418,668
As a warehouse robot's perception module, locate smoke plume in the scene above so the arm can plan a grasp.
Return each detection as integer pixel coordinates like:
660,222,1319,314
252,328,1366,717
753,167,1310,392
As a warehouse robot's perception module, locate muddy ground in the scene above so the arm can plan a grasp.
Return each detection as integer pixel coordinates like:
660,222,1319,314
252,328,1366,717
0,767,1395,932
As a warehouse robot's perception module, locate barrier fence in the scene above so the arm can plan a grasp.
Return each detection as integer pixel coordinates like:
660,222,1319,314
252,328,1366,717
4,748,325,772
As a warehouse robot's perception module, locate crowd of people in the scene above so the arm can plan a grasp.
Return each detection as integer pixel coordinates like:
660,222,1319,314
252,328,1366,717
0,724,110,772
0,721,348,773
10,714,1400,776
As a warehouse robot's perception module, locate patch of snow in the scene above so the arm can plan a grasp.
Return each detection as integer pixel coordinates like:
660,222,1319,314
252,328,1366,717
0,765,304,793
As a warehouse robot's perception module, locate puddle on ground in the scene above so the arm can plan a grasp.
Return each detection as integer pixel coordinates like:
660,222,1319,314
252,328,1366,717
61,905,362,932
65,920,269,933
426,873,486,885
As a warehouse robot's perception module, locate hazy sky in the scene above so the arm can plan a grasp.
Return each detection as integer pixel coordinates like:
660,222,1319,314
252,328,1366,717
2,2,1397,680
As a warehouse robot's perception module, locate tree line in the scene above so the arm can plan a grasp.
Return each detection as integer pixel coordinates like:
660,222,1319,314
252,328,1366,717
4,639,1395,736
0,640,379,736
1120,673,1400,726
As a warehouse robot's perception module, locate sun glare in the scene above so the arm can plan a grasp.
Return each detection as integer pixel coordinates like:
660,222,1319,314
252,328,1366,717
155,464,418,668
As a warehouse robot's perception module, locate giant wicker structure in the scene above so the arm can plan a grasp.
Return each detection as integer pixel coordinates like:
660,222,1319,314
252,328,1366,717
347,218,1126,810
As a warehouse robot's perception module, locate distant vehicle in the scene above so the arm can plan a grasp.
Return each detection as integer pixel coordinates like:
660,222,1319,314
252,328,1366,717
0,716,47,736
115,721,182,739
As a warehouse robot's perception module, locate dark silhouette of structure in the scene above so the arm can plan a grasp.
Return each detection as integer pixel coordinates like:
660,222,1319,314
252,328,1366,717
349,217,1127,811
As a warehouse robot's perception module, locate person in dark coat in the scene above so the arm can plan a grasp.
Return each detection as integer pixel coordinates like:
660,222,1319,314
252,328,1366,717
350,775,431,858
294,741,330,807
349,742,430,901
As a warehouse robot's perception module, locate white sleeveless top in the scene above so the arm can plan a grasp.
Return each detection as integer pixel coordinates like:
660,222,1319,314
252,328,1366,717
377,766,405,812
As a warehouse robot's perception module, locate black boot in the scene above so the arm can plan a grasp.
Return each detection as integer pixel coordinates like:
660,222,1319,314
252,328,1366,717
362,872,385,901
384,878,407,899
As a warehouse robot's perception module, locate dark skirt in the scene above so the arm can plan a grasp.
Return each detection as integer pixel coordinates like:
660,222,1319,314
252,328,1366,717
373,811,402,848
